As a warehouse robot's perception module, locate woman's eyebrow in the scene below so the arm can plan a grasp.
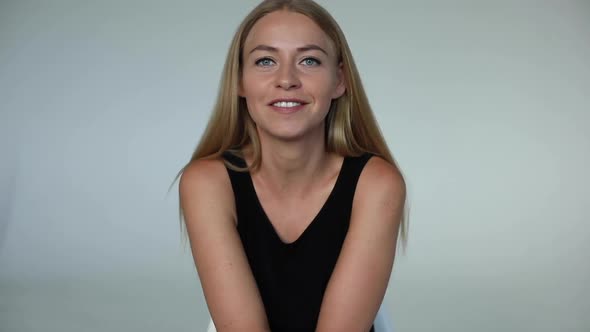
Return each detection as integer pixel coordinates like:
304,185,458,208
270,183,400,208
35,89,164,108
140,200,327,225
248,44,328,56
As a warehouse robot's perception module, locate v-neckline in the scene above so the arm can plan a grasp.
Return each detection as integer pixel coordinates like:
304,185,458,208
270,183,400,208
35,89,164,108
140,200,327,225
245,156,348,247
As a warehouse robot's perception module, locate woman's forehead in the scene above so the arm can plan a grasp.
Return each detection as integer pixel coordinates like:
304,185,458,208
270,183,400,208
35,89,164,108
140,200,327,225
244,10,335,55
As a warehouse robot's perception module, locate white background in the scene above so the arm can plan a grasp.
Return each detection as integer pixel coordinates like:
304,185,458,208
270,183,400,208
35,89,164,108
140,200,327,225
1,0,589,331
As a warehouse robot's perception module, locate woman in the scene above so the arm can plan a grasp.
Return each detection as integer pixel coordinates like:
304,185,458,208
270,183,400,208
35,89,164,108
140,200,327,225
175,1,408,331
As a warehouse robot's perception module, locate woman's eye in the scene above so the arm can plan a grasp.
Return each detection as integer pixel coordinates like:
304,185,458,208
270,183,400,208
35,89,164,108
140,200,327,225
301,58,321,66
255,58,275,67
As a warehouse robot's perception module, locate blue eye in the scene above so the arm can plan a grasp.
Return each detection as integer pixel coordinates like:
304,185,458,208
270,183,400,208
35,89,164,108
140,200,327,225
255,57,275,67
301,57,321,66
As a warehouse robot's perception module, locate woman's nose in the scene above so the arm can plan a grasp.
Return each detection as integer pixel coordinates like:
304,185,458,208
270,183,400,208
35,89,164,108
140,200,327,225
276,64,301,90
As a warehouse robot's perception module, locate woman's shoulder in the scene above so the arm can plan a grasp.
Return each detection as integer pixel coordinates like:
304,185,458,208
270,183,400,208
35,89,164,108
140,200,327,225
179,156,234,207
356,155,406,206
181,156,228,186
179,155,238,228
363,154,402,177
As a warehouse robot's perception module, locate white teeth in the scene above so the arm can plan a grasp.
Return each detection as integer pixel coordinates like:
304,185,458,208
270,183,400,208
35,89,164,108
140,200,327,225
273,101,302,108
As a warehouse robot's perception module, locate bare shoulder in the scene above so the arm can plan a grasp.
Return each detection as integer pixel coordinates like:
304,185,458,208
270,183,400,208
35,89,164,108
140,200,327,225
179,157,236,225
357,155,406,201
179,157,270,330
180,157,230,193
352,155,406,227
315,155,405,330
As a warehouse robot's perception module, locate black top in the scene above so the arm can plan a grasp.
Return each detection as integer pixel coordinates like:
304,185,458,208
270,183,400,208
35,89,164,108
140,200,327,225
223,152,375,332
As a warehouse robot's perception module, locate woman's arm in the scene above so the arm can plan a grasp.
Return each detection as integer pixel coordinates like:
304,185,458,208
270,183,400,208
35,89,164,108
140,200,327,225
315,156,406,332
180,159,271,332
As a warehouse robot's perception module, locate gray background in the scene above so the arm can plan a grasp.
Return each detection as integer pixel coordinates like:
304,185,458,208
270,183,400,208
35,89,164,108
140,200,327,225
1,0,589,331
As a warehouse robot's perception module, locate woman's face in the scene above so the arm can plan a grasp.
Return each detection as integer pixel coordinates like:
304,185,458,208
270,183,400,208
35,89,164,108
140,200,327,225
239,10,345,143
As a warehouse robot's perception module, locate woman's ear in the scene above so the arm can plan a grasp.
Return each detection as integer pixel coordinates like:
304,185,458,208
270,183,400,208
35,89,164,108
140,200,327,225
332,62,346,99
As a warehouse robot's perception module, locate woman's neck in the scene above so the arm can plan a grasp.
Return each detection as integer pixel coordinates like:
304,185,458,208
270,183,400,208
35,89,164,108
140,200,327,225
244,131,339,196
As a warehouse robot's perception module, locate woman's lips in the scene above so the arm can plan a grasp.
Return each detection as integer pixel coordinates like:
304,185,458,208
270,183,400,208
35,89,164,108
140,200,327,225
268,99,308,114
269,103,307,113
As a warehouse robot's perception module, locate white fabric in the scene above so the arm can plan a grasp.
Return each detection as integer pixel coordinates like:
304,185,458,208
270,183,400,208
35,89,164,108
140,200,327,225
205,303,393,332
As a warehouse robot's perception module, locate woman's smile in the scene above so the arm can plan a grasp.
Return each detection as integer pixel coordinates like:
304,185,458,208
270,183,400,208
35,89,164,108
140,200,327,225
268,98,309,114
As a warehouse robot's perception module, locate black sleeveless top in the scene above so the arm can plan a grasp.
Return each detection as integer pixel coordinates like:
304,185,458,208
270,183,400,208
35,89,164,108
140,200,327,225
223,152,375,332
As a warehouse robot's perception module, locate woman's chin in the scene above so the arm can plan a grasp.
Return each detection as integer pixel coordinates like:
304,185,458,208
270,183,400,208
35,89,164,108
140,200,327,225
259,127,310,143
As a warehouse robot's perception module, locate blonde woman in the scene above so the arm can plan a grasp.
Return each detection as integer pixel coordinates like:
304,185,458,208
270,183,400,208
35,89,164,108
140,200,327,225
176,1,408,331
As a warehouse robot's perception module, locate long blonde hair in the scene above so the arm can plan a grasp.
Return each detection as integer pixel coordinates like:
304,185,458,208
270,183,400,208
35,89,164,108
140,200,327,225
172,0,409,251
